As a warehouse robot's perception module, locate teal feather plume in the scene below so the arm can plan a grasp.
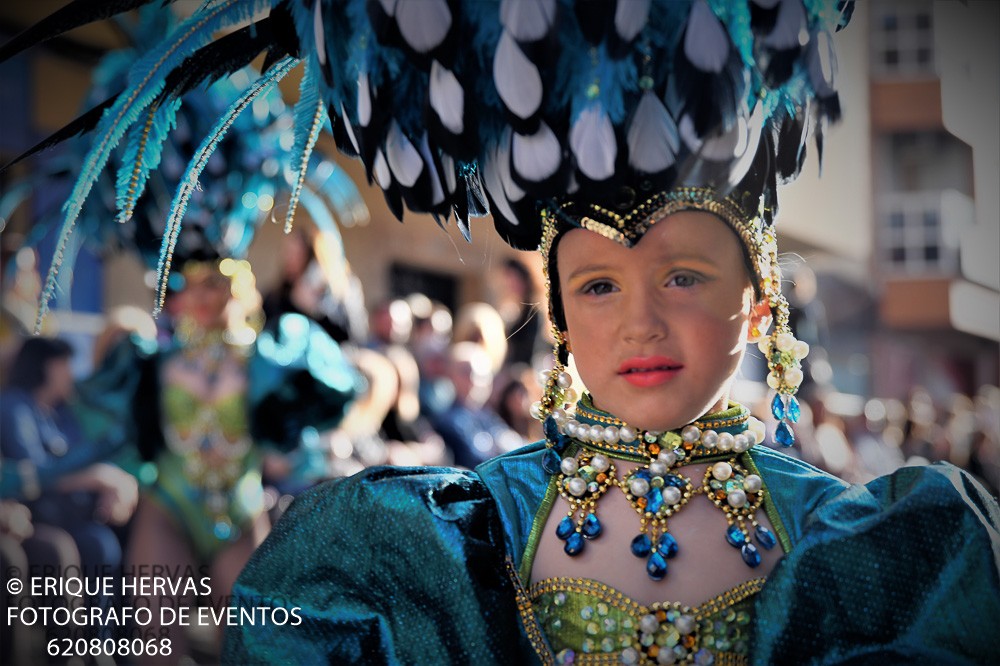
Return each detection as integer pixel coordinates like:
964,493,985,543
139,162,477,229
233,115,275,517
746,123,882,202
285,58,328,233
154,55,300,315
114,97,181,223
36,0,272,332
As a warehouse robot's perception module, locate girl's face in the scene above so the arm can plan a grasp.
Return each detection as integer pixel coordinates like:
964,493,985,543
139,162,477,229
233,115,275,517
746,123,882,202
176,269,232,330
557,210,768,432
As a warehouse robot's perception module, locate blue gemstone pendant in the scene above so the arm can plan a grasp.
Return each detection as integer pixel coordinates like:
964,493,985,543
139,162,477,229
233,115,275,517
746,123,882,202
755,524,777,550
581,513,602,539
630,533,652,557
775,421,796,447
556,516,575,540
657,532,679,559
741,542,762,567
725,524,746,548
770,393,785,420
787,395,801,423
564,532,585,556
646,552,668,580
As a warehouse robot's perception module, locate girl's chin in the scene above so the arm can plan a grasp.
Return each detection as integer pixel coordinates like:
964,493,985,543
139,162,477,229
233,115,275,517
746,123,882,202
591,397,726,432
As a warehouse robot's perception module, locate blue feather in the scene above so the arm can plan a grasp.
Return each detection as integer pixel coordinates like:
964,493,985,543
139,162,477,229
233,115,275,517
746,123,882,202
36,0,272,331
154,56,300,314
307,157,369,228
285,59,328,233
114,98,181,223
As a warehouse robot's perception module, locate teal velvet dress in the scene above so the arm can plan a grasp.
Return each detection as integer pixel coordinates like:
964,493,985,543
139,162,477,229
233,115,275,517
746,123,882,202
224,435,1000,664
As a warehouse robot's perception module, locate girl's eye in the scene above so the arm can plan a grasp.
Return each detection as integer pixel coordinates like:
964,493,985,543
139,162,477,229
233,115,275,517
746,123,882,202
667,273,700,288
583,280,617,295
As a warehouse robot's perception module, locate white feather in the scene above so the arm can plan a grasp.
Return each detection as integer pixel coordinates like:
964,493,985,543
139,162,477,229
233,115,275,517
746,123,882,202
386,121,423,188
313,0,326,66
614,0,650,42
339,102,360,154
373,149,392,189
679,114,703,154
417,132,445,205
500,0,557,42
357,72,372,127
493,29,543,120
378,0,398,17
482,136,519,226
724,104,765,186
569,104,617,181
627,91,679,173
396,0,452,53
440,152,457,194
498,128,526,201
429,60,464,135
684,0,730,74
808,30,836,95
763,0,807,50
512,122,561,183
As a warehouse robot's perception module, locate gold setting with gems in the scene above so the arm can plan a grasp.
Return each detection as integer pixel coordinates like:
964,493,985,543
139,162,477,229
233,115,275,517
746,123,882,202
516,575,766,665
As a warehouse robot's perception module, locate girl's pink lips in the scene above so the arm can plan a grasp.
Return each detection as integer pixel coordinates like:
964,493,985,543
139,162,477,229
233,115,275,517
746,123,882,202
618,356,683,387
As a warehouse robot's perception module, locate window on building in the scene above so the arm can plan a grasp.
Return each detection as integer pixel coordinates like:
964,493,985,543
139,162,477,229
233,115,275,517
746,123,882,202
877,191,966,276
870,0,936,78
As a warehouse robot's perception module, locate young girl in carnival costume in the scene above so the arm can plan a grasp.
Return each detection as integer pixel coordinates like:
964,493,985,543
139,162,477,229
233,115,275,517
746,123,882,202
73,238,362,660
224,150,999,666
3,0,997,663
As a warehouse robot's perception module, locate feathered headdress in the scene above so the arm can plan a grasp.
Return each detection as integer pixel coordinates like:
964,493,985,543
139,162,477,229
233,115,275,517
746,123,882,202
1,0,851,324
1,3,369,330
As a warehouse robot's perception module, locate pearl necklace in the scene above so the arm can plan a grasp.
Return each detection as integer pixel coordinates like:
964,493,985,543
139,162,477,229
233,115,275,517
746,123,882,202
539,394,777,580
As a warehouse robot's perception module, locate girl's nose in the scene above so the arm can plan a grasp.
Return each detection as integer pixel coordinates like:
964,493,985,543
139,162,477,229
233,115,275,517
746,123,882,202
621,284,667,344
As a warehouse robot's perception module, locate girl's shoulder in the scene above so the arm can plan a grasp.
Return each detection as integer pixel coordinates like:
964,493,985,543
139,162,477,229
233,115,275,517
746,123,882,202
227,465,536,663
752,453,1000,663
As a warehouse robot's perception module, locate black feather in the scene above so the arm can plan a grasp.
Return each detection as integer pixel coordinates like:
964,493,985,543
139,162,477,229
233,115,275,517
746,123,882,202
0,93,118,171
573,0,615,45
0,0,166,63
835,1,855,31
161,17,278,100
773,110,809,182
750,1,781,36
487,194,541,251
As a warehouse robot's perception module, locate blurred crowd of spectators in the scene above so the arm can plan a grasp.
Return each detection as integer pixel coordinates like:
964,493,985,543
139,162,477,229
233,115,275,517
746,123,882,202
1,231,997,662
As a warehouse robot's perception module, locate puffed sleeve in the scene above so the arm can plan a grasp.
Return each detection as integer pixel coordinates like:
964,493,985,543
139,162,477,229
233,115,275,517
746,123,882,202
222,466,539,665
752,462,1000,665
247,313,365,450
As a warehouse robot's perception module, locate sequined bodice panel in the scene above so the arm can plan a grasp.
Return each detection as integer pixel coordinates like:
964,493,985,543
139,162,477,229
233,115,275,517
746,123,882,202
532,577,762,665
162,384,249,445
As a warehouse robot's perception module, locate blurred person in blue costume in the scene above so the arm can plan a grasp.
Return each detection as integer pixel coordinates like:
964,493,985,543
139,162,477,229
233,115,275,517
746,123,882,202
75,232,363,661
3,1,998,664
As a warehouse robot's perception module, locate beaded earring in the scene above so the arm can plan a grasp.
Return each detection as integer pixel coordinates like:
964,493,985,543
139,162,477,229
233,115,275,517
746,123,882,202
755,230,808,447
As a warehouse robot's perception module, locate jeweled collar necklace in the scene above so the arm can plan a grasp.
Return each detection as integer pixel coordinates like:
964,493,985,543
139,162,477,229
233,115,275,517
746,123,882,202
541,392,766,466
540,393,776,579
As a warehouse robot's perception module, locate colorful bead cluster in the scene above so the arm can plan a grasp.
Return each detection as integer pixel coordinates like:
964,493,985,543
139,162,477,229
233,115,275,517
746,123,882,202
535,378,777,580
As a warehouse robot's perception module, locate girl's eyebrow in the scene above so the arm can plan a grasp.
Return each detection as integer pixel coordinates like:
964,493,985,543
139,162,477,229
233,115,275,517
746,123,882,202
565,263,614,281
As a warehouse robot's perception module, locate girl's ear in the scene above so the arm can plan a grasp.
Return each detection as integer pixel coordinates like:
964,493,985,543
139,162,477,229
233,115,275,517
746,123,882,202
747,301,773,343
563,331,572,354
